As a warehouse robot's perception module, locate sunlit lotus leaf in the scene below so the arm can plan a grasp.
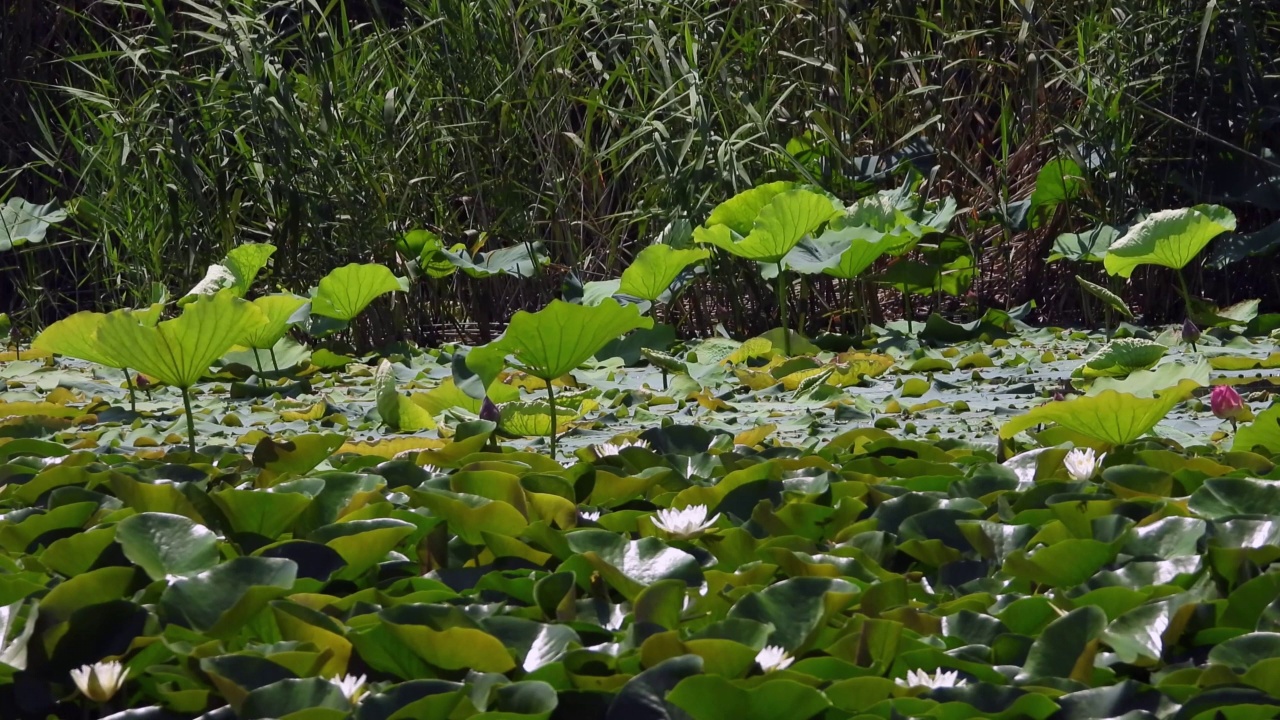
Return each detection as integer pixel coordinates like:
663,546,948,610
704,181,795,234
1080,338,1166,378
96,290,268,389
999,379,1199,445
184,243,276,300
242,294,309,350
1104,205,1236,278
499,398,596,436
311,263,406,322
32,302,164,369
31,311,118,368
467,299,653,383
695,187,842,263
1233,402,1280,454
618,244,710,302
376,360,436,431
0,197,67,251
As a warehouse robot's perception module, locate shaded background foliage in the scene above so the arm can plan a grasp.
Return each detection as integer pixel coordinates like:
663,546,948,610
2,0,1279,344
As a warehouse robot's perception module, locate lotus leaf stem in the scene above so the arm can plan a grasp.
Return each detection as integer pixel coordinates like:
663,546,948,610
776,263,791,355
182,387,197,454
546,379,557,457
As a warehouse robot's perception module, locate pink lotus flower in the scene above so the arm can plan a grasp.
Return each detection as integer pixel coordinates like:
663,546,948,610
1211,385,1248,424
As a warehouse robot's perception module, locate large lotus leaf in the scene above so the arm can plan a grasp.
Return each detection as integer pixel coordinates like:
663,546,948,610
696,188,842,263
1081,338,1166,378
251,433,346,480
442,241,548,278
1104,205,1236,277
376,360,436,431
579,279,623,307
31,311,118,368
618,244,710,302
727,577,859,650
1233,402,1280,454
96,290,268,388
999,379,1199,444
160,556,297,635
184,264,238,299
0,197,67,251
1050,224,1120,263
668,676,831,720
311,263,406,321
704,181,795,235
1088,360,1209,397
467,299,653,382
242,294,308,349
225,243,276,294
183,243,276,301
115,512,219,582
783,217,901,280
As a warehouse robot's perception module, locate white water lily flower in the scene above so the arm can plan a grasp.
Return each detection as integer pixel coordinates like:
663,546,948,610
71,660,129,703
579,509,602,522
331,673,367,703
1064,448,1105,481
897,668,966,689
755,645,794,672
593,438,650,458
651,504,719,539
0,601,37,670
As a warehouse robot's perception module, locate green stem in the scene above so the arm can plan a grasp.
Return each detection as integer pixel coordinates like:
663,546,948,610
124,368,137,412
1176,269,1193,314
904,290,914,334
252,348,264,375
182,386,197,454
546,380,557,458
269,346,280,373
776,264,790,355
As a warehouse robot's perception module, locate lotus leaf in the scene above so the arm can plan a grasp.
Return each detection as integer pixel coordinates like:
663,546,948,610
1104,205,1236,278
618,244,710,302
442,241,548,278
695,187,842,263
1075,275,1133,320
311,263,406,322
999,379,1199,445
0,197,67,251
242,294,309,351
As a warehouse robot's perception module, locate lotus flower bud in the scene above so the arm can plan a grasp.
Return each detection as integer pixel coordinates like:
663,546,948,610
479,397,500,423
1210,385,1248,423
1182,318,1201,349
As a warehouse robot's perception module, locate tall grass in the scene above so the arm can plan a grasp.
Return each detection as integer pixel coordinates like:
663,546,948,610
3,0,1278,340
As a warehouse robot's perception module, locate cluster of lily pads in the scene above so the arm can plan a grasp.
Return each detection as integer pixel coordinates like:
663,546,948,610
5,182,1280,719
